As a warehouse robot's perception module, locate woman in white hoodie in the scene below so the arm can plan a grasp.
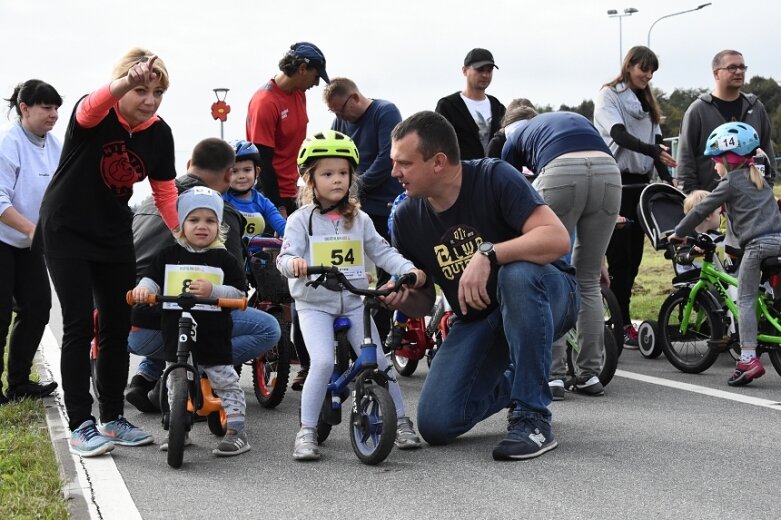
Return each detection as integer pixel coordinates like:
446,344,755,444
0,80,62,403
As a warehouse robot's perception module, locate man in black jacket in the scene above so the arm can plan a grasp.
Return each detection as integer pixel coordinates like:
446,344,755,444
435,48,505,160
126,138,281,412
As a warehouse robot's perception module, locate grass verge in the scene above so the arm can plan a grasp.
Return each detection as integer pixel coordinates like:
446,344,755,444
1,325,69,519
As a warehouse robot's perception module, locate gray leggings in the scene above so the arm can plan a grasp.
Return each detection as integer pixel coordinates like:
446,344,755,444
297,306,406,427
166,363,246,431
533,155,622,379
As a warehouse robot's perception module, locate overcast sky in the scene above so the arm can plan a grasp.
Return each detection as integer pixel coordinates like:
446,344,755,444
2,0,778,202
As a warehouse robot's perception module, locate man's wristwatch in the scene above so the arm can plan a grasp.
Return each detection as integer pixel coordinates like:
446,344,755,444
478,241,498,265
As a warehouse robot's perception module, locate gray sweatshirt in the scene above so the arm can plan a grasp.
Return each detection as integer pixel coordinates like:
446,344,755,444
675,167,781,247
277,205,415,314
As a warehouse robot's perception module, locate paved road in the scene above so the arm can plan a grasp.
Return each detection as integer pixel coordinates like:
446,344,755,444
44,300,781,520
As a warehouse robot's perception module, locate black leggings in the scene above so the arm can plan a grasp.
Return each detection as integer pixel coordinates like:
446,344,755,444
46,256,135,431
606,179,647,326
0,242,51,388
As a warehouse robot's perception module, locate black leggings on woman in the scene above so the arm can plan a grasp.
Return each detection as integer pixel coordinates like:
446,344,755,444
46,256,135,431
605,177,647,326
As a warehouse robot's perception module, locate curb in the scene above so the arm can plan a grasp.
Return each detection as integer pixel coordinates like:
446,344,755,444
36,353,92,520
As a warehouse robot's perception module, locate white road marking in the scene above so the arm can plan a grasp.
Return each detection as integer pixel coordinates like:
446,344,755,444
616,369,781,410
41,325,143,520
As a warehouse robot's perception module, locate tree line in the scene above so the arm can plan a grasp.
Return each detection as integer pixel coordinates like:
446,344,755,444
537,75,781,155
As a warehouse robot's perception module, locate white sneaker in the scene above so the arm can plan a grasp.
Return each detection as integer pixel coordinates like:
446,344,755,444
293,427,320,461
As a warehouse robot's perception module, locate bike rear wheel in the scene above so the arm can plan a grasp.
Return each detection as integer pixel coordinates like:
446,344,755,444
167,368,190,468
659,289,722,373
602,286,624,357
252,313,291,408
349,384,396,465
390,317,426,377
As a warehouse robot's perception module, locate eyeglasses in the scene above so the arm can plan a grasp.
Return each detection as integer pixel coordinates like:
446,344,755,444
331,95,352,115
716,64,748,73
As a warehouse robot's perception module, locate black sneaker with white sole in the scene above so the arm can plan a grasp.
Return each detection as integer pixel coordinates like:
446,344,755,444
548,379,565,401
566,374,605,396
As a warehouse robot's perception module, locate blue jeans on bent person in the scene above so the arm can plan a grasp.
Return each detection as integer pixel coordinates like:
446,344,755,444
128,307,281,381
737,233,781,348
417,261,579,445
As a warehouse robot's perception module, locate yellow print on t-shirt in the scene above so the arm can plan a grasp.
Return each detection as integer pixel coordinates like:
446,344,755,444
434,225,484,281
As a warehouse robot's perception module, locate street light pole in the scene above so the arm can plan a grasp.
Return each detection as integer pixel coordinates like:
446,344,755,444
607,7,639,68
647,3,711,48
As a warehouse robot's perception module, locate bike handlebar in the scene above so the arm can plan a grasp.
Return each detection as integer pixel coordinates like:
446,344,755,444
246,236,283,251
304,265,417,297
126,291,247,310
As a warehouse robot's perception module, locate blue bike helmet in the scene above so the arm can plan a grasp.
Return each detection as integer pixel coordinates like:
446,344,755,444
229,139,261,164
704,122,760,157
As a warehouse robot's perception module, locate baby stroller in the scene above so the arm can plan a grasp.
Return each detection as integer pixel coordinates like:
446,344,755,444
636,183,737,360
635,183,688,358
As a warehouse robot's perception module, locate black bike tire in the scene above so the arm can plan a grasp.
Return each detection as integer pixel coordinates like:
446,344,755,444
252,314,291,409
207,410,227,436
659,289,722,374
349,384,397,465
601,286,625,357
391,351,419,377
167,368,189,468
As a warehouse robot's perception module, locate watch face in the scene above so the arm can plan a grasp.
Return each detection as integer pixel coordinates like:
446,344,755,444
479,241,493,253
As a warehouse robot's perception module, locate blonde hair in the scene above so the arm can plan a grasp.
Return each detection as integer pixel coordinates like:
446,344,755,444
683,190,710,214
297,158,361,228
112,47,170,90
714,157,765,189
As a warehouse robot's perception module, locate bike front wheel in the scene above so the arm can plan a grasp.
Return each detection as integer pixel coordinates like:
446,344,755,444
167,368,190,468
349,384,397,465
659,289,722,373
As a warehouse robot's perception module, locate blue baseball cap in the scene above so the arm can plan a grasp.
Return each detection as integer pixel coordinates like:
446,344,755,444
289,41,329,83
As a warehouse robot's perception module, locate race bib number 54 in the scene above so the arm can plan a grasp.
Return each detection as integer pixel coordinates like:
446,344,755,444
311,234,365,280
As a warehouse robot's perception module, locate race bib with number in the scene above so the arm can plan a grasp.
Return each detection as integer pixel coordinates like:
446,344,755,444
310,234,365,280
163,264,224,311
240,211,266,238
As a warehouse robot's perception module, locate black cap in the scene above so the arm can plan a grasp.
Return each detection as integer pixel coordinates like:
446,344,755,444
464,48,498,69
289,42,330,83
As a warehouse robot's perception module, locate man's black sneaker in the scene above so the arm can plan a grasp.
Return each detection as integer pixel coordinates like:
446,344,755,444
565,374,605,396
125,375,158,413
145,378,163,413
492,411,557,461
548,379,565,401
7,380,58,400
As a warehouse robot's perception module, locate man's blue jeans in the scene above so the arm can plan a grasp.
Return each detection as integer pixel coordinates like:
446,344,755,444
417,261,579,445
128,307,281,381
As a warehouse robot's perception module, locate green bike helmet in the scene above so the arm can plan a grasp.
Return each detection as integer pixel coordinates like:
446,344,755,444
297,130,360,172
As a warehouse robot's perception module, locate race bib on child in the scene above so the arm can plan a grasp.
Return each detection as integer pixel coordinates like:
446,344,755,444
310,234,365,280
239,210,266,238
163,264,224,311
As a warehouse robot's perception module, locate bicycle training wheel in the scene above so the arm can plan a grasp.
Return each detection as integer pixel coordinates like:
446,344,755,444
253,314,291,409
167,368,190,468
659,288,722,373
638,320,662,359
349,384,397,465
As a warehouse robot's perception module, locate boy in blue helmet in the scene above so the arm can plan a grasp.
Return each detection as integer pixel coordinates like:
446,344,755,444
223,139,287,242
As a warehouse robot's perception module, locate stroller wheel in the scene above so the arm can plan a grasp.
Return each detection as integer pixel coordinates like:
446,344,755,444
638,320,662,358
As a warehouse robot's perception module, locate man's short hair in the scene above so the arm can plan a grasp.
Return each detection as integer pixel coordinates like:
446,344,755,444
392,111,460,164
323,77,358,103
191,138,235,172
712,49,743,70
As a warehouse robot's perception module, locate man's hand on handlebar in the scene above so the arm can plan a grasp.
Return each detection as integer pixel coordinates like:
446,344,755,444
380,268,427,308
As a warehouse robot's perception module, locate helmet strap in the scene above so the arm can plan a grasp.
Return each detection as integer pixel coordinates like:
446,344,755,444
228,186,253,196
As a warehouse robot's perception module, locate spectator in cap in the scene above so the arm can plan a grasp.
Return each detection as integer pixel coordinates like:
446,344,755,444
246,41,329,218
435,48,505,160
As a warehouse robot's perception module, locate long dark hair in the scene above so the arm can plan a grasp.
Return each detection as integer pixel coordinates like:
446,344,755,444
5,79,62,119
604,46,661,124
